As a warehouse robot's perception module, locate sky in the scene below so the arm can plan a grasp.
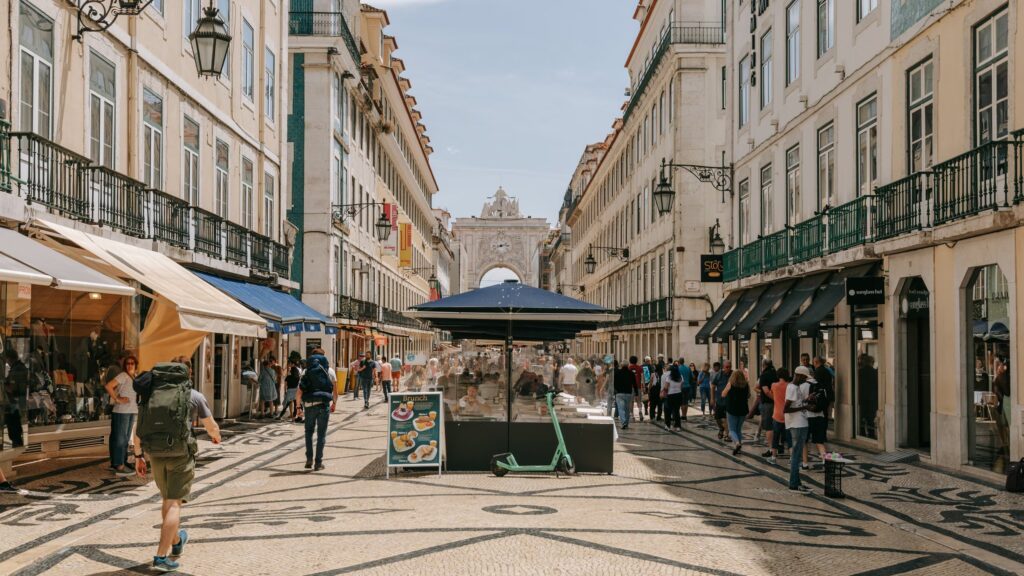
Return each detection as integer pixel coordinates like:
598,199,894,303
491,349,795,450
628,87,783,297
371,0,638,225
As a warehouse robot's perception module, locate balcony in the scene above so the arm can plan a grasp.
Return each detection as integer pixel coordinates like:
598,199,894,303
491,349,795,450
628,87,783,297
381,307,425,330
336,295,379,323
724,134,1024,282
615,297,673,326
623,23,724,122
1,130,290,278
288,12,360,63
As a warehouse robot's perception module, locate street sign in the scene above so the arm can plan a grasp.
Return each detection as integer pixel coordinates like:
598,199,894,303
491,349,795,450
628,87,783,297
846,276,885,306
386,392,444,478
701,255,724,283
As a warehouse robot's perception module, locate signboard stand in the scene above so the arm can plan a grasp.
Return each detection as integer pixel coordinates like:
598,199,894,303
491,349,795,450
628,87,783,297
386,391,444,478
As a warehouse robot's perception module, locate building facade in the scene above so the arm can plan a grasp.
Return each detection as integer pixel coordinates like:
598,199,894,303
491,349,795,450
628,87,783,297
0,0,292,469
561,0,729,363
708,0,1022,477
288,1,439,371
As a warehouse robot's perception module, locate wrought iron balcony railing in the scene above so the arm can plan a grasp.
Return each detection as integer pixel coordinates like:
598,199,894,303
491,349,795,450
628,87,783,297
12,131,91,220
288,12,360,63
826,195,871,254
84,166,147,238
250,233,271,273
272,242,289,277
381,307,425,329
336,295,379,323
615,297,672,326
225,221,249,265
0,121,11,192
149,189,190,248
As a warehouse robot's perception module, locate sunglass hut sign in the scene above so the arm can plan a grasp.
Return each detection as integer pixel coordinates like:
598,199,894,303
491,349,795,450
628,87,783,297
846,276,885,306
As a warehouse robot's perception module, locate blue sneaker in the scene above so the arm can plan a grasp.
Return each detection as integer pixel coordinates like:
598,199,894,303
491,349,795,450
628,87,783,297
170,529,188,557
153,556,179,572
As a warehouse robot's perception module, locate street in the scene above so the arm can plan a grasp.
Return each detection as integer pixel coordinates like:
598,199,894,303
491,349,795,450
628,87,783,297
2,398,1022,576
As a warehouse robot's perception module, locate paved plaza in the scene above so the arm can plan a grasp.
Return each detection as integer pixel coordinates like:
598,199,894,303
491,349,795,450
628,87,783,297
2,399,1023,576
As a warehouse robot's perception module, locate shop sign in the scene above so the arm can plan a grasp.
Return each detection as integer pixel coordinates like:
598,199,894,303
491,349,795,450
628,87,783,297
304,322,322,333
17,283,31,299
405,352,427,365
386,391,443,478
846,277,885,306
281,323,303,334
701,255,724,283
306,338,322,351
900,287,930,318
325,326,339,335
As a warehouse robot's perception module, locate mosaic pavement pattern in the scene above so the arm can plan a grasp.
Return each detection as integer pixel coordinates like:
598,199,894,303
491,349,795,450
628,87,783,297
1,399,1023,576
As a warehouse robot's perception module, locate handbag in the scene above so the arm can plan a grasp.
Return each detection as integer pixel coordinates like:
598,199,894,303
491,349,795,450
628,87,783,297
1007,458,1024,493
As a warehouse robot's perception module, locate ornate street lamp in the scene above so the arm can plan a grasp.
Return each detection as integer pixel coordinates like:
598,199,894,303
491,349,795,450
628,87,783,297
584,252,597,275
709,219,726,255
375,211,393,242
584,244,628,275
73,0,155,40
656,157,734,204
654,170,675,215
190,2,232,78
332,202,393,242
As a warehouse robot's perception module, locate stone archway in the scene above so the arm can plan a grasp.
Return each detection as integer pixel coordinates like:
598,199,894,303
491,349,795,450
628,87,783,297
478,264,526,288
453,187,551,290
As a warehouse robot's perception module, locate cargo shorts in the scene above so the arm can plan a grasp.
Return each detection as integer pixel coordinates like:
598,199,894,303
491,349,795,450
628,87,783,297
149,454,196,502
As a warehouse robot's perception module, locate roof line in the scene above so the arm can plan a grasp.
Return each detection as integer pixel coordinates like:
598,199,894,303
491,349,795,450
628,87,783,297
625,0,658,69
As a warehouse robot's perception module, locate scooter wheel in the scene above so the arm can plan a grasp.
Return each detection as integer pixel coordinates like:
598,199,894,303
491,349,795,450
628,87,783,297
558,456,576,476
490,456,508,477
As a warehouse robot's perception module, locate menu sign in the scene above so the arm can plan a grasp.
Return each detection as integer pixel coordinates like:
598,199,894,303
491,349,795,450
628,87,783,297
386,392,443,477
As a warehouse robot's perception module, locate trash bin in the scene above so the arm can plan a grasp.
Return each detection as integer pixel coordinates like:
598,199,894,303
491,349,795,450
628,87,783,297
823,456,851,497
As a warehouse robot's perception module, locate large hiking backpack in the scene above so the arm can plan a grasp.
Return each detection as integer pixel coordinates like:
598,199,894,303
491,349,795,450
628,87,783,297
806,380,833,413
137,363,195,459
303,354,334,397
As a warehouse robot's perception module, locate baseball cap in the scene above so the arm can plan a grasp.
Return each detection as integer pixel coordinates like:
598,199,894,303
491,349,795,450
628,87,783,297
794,366,812,377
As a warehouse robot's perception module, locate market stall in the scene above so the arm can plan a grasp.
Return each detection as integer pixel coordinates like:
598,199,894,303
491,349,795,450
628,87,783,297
408,281,618,473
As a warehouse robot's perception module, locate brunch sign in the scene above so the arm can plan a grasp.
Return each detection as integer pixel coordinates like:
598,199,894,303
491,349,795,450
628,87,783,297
386,392,444,477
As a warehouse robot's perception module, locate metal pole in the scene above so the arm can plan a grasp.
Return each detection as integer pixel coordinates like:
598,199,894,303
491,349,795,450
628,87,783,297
505,315,513,455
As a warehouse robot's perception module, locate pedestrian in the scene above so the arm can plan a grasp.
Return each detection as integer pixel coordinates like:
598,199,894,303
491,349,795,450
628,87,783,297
679,359,693,422
356,351,376,409
559,357,579,396
800,353,812,371
768,367,792,464
711,361,732,440
662,363,684,431
626,356,643,423
638,356,654,421
389,354,403,392
784,366,813,493
379,355,394,399
104,354,139,476
648,360,662,423
3,349,28,448
757,359,777,455
613,360,635,429
698,363,712,416
277,354,302,420
721,369,751,455
257,358,278,418
297,348,338,471
134,361,221,572
806,357,835,467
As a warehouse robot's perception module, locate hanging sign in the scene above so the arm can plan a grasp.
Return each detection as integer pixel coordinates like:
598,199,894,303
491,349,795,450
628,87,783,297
386,391,443,478
846,276,885,306
701,255,724,283
399,223,413,268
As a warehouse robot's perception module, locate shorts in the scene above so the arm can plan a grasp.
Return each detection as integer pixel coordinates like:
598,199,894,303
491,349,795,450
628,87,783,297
808,416,828,444
149,454,196,502
772,420,789,451
759,402,774,431
682,388,693,402
714,405,727,420
283,388,298,403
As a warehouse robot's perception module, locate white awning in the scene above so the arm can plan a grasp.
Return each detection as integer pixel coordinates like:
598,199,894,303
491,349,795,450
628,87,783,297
0,227,134,294
31,219,266,338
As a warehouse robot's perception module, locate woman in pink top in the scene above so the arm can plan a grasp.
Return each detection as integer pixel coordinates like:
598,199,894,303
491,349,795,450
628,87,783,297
379,356,393,399
769,368,792,463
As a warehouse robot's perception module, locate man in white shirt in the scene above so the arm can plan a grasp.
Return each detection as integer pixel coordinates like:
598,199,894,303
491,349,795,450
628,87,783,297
558,358,578,394
784,366,813,493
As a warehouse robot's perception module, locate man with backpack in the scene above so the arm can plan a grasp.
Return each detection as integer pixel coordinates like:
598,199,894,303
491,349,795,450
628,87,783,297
805,357,835,466
133,361,221,573
297,348,338,471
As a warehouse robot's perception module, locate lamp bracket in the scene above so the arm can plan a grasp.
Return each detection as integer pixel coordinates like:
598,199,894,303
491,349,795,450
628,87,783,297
331,202,384,223
661,158,734,201
73,0,155,41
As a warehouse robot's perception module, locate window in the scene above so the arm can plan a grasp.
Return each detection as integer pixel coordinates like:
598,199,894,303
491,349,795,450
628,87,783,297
19,1,53,136
263,172,275,238
215,140,229,217
217,0,230,79
738,55,750,127
857,0,878,22
242,157,254,229
264,48,275,119
89,52,116,168
183,116,200,204
908,59,934,173
817,123,835,209
738,179,751,245
183,0,200,39
153,0,163,15
760,164,773,235
332,141,344,206
974,9,1009,146
668,76,675,123
760,30,772,109
786,1,800,85
721,66,726,110
242,19,254,101
333,72,344,133
142,89,163,188
817,0,834,57
857,96,878,197
786,146,801,225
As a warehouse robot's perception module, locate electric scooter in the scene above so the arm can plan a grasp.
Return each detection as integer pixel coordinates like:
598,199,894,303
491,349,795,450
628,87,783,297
490,386,576,477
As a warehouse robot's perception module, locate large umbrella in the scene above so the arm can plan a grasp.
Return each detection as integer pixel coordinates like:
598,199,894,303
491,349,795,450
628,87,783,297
408,280,618,452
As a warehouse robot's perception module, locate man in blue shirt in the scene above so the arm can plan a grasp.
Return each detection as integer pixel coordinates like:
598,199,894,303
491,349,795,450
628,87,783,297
678,358,693,422
297,348,338,471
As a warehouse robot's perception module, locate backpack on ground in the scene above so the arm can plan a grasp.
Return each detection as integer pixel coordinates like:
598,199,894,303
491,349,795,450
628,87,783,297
1007,458,1024,493
302,354,334,396
806,380,833,413
137,363,195,459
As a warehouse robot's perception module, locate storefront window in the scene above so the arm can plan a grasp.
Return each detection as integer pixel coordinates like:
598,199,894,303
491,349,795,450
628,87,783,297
3,283,31,452
966,264,1011,472
854,306,880,439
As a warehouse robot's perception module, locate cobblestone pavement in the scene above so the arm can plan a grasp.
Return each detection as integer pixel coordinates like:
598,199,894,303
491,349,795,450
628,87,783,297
2,399,1023,575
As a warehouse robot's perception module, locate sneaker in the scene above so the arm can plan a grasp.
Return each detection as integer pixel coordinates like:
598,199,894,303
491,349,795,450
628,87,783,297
765,456,777,465
801,463,810,470
761,450,773,458
363,403,369,409
622,423,629,429
789,485,813,494
304,459,313,469
314,463,325,471
153,556,180,572
114,465,135,477
732,444,742,456
0,481,17,493
674,427,682,432
170,529,188,557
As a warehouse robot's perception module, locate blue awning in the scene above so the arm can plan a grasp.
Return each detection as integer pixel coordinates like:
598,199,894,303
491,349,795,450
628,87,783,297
194,272,333,332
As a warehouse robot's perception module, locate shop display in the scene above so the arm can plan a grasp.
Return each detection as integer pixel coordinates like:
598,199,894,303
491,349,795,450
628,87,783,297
386,392,443,477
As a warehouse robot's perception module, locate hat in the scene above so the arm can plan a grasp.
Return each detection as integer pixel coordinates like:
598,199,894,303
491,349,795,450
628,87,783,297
357,351,366,357
794,366,813,377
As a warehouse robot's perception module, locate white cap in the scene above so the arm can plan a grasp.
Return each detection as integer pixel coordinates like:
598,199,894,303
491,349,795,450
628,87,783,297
794,366,813,377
